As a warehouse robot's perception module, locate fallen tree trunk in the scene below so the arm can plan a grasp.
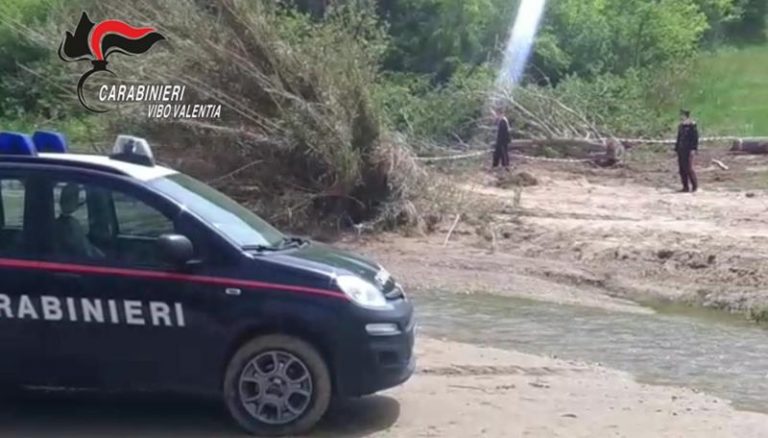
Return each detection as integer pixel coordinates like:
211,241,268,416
416,137,623,166
509,138,605,150
731,139,768,154
511,138,621,166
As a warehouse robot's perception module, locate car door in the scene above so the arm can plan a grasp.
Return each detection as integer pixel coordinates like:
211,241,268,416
34,171,232,393
0,170,47,385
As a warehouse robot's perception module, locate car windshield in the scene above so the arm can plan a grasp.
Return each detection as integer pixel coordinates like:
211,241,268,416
150,173,284,248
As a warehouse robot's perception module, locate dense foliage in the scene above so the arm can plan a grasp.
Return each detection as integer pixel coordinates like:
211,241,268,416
0,0,765,227
0,0,59,118
2,0,766,137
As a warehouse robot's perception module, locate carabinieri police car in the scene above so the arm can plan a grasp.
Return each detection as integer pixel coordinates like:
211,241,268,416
0,131,415,436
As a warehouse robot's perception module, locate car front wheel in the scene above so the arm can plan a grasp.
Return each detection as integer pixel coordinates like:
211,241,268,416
223,334,332,436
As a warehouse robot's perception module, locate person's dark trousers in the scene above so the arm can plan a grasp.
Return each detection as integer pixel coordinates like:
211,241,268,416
493,143,510,168
677,149,698,192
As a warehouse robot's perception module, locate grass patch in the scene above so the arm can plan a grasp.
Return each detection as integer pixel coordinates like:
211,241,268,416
679,45,768,136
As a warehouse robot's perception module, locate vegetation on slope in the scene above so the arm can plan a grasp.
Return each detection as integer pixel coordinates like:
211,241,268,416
0,0,765,230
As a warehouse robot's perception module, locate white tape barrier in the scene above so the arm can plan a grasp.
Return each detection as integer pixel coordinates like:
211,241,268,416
415,149,591,163
415,136,768,162
616,136,768,145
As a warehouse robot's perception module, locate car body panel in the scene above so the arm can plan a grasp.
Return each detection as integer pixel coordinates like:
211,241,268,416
0,153,414,399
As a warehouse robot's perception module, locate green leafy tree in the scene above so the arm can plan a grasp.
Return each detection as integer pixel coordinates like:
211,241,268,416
375,65,494,141
284,0,330,17
534,0,614,79
0,0,73,119
693,0,743,43
381,0,517,81
534,0,711,81
726,0,767,41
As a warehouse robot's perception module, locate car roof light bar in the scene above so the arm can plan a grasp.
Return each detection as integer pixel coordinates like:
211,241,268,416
32,130,68,153
0,132,38,156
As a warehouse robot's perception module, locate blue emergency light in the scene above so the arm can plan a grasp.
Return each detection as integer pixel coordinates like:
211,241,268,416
0,132,37,156
32,130,68,153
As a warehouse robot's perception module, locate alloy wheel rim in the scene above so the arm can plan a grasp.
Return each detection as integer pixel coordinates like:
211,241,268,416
238,350,314,425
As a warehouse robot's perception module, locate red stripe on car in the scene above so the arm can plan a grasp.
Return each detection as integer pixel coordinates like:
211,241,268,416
0,258,346,300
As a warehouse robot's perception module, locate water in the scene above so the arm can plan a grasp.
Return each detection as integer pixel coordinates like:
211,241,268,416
496,0,547,89
413,291,768,412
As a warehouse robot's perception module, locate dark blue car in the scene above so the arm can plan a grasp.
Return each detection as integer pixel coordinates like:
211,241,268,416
0,132,415,436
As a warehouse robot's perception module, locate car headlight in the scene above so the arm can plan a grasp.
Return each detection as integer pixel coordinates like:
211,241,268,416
336,275,391,310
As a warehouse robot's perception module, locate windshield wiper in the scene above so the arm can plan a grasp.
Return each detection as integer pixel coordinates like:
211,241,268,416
242,237,309,253
278,236,309,249
241,244,282,252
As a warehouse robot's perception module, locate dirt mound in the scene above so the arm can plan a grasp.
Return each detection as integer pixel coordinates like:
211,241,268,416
495,171,539,189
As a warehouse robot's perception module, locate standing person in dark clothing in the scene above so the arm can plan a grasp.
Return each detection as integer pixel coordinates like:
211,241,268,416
675,109,699,192
492,110,511,169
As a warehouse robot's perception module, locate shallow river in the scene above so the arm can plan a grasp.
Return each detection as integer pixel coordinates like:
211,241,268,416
412,291,768,412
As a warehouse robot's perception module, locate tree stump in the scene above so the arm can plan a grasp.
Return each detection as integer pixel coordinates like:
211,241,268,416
593,138,625,167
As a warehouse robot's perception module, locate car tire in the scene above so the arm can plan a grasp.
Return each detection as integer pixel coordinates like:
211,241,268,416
223,334,332,436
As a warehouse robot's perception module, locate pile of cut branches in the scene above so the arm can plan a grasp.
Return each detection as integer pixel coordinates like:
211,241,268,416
490,87,605,141
38,0,439,231
441,86,619,164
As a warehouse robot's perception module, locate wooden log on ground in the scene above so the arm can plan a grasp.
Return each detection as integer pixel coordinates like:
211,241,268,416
731,139,768,154
509,138,605,150
418,137,615,164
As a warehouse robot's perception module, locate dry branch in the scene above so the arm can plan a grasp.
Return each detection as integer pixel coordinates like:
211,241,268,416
443,214,461,246
712,159,729,171
490,87,606,140
27,0,433,230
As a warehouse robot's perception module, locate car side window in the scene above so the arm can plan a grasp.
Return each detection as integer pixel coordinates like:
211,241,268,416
49,180,176,268
51,182,105,260
113,191,174,237
109,190,176,267
53,182,89,231
0,178,26,254
0,179,24,228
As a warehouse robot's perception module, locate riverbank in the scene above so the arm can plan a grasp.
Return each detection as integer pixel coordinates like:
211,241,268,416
2,337,765,437
344,146,768,320
362,337,768,438
316,147,768,436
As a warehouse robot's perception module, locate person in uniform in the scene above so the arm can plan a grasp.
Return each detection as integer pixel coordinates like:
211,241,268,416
675,109,699,192
492,110,511,170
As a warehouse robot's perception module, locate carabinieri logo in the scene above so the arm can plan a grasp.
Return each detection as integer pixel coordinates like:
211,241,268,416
58,12,166,113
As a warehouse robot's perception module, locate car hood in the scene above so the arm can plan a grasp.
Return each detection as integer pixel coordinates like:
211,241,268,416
265,242,385,286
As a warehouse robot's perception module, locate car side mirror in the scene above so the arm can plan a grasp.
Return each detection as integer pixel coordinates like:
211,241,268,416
157,234,195,266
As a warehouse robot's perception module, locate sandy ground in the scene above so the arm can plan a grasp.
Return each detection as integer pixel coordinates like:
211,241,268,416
345,150,768,317
324,148,768,437
2,338,767,437
376,339,768,438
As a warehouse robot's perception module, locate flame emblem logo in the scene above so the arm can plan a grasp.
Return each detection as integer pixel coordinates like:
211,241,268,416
58,12,166,112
